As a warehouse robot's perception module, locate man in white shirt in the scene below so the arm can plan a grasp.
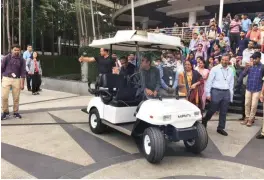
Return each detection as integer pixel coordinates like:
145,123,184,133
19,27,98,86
241,41,255,66
253,13,262,26
202,54,234,136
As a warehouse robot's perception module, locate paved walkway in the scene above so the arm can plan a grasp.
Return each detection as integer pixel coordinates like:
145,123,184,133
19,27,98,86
1,89,264,179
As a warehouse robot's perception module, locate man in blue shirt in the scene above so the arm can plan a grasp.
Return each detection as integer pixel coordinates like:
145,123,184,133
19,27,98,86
236,31,249,56
241,14,252,33
23,44,33,91
238,52,263,127
202,54,234,136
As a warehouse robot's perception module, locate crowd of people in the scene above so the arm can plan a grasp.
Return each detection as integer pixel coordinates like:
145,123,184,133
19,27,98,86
1,44,42,120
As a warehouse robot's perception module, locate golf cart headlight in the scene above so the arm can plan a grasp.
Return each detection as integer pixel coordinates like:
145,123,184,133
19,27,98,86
194,111,200,116
163,115,171,121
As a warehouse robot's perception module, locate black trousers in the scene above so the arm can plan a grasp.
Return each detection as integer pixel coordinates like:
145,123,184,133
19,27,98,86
32,72,41,93
229,33,240,53
26,72,32,90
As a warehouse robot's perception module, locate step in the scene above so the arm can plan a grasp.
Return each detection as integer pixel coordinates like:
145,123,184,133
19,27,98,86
228,106,263,116
230,100,263,109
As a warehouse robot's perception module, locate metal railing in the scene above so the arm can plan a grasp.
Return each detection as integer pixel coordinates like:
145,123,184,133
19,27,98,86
148,26,210,41
84,26,210,44
93,26,210,41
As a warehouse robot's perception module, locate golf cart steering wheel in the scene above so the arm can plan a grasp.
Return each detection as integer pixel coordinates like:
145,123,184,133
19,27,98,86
128,72,141,88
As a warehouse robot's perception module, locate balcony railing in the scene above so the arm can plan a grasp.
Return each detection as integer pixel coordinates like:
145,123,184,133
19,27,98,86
90,26,210,43
148,26,210,41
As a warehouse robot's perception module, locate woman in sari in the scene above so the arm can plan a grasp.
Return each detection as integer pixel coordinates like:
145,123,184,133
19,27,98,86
178,60,204,110
196,58,210,110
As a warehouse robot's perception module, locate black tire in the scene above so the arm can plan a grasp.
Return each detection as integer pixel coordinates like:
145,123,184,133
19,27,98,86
184,122,208,154
142,127,166,164
89,108,106,134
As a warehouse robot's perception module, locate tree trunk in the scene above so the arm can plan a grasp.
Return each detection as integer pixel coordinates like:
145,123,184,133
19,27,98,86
41,30,44,55
51,12,54,55
2,0,6,54
11,0,14,44
95,0,100,37
23,3,26,50
6,0,11,51
82,0,87,40
18,0,21,46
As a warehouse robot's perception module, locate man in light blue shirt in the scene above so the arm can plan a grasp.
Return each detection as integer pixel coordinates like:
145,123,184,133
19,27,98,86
202,54,234,136
241,14,252,33
189,33,199,52
23,44,33,61
23,44,33,91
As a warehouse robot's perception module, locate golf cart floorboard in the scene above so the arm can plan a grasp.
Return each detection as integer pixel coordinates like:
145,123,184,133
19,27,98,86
102,120,134,136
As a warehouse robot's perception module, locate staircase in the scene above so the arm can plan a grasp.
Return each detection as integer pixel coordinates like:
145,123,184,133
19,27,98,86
229,93,263,117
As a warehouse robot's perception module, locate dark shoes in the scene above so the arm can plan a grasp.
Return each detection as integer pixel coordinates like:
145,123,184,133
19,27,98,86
256,134,264,139
1,112,10,120
1,112,22,120
14,113,22,119
32,92,40,95
217,129,228,136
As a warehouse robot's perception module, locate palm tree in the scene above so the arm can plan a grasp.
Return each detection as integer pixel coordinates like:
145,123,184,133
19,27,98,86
6,0,11,51
19,0,21,46
2,0,6,53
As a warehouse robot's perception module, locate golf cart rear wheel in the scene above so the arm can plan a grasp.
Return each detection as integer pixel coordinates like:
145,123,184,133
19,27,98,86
142,127,166,164
89,108,106,134
184,122,208,154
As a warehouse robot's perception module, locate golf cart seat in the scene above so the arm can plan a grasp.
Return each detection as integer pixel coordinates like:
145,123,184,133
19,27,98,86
100,74,142,107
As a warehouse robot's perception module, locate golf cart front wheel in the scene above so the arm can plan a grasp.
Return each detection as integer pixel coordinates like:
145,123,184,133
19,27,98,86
142,127,166,164
89,108,106,134
183,122,208,154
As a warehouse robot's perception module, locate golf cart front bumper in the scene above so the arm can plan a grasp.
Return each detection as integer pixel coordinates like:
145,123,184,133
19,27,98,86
167,126,198,141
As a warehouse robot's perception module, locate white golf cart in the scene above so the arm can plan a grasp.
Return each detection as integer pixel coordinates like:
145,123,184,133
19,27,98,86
86,30,208,164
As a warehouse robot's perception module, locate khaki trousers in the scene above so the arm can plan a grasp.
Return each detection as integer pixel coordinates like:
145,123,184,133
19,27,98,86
1,77,21,113
245,90,261,120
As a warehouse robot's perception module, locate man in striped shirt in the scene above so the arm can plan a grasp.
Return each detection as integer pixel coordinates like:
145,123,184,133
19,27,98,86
229,15,242,52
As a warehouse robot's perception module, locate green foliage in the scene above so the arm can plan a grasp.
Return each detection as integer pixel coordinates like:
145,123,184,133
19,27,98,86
40,55,80,77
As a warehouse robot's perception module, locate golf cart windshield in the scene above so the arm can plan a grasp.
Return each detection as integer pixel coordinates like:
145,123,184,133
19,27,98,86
89,30,188,99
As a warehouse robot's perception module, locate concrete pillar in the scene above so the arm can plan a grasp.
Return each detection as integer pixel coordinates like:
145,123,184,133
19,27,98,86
188,11,197,26
218,0,224,30
141,17,149,30
81,62,88,82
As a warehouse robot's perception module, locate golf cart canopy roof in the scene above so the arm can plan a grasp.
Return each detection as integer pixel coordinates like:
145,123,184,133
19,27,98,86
89,30,183,51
